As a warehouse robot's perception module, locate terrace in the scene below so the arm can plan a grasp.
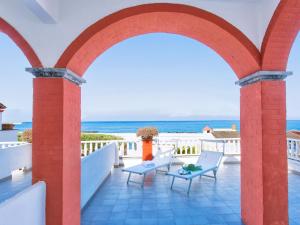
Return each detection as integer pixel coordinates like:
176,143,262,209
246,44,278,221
1,137,300,225
83,164,300,225
1,1,300,225
1,157,300,225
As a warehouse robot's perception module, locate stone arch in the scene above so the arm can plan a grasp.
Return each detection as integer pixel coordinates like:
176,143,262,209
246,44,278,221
0,18,42,67
262,0,300,70
55,3,260,78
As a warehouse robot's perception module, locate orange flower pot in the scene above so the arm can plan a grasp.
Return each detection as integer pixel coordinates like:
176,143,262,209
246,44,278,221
142,139,153,161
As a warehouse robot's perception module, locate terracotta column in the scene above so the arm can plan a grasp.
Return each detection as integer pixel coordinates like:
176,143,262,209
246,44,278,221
27,68,85,225
237,71,291,225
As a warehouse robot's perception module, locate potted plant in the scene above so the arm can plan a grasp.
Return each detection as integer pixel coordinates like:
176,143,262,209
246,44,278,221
2,123,15,130
136,127,158,161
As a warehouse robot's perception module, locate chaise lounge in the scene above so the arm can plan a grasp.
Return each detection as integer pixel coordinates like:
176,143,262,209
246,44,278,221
122,147,176,187
167,151,223,194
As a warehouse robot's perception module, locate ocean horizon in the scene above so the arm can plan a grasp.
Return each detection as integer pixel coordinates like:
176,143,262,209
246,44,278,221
14,120,300,133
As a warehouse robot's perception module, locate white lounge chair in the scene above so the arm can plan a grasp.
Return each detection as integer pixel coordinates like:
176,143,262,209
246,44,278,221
122,147,176,187
167,151,223,194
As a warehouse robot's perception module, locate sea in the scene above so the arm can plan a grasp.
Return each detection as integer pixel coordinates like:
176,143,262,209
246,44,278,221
14,120,300,133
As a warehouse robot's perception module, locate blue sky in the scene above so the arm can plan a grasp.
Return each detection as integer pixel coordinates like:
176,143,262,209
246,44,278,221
0,32,299,122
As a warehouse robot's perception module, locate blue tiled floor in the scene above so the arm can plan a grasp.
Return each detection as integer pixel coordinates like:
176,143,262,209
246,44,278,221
0,165,299,225
81,164,300,225
0,170,32,203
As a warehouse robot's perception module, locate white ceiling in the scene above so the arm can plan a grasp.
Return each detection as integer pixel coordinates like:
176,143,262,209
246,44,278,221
0,0,279,67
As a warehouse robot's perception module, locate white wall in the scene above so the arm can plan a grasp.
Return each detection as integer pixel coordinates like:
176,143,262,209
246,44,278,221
81,143,117,208
0,112,2,130
0,0,280,67
24,0,59,23
0,143,32,180
0,130,19,142
0,181,46,225
257,0,280,48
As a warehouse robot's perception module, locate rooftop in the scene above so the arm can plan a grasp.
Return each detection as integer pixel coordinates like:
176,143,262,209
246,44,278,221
212,131,240,139
0,103,6,110
287,130,300,140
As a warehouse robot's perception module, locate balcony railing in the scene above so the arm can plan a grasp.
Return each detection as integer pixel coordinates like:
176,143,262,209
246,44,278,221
0,137,298,181
0,142,32,180
81,137,300,161
81,140,138,157
0,141,27,149
287,138,300,161
80,138,241,158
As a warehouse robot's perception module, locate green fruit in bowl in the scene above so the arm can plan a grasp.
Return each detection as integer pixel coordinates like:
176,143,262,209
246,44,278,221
182,164,202,171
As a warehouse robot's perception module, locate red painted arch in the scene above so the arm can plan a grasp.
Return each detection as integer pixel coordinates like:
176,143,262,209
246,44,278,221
262,0,300,70
55,3,260,78
0,18,42,67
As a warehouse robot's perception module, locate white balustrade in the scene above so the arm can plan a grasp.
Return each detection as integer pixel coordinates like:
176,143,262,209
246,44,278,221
80,138,243,159
287,138,300,161
0,143,32,180
81,140,141,158
0,141,27,149
72,137,300,162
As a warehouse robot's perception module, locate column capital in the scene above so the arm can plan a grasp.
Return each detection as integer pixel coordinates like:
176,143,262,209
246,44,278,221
26,67,86,86
235,70,292,87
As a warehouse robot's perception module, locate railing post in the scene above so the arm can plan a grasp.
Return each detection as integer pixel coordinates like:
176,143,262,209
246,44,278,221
297,141,300,159
83,143,88,156
200,140,203,153
113,142,120,168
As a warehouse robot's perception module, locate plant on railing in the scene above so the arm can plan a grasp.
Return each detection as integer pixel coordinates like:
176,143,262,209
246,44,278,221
136,127,158,140
18,129,32,143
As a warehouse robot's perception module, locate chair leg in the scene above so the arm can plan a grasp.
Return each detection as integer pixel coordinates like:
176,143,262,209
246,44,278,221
141,174,146,188
171,176,175,189
187,179,192,195
127,172,132,185
213,170,217,179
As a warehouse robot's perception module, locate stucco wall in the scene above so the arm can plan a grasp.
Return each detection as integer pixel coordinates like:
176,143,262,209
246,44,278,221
0,181,46,225
81,143,117,208
0,130,19,142
0,143,32,180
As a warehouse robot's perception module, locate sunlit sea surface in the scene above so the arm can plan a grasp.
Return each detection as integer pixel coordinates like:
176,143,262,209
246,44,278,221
15,120,300,133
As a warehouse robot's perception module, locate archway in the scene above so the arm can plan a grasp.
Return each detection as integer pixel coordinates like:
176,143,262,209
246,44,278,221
81,33,240,122
0,22,38,202
0,33,33,126
80,31,242,223
286,32,300,224
0,18,42,68
262,0,300,70
28,3,290,225
55,3,260,78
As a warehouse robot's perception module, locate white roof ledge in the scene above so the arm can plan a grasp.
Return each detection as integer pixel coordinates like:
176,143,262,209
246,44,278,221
24,0,59,23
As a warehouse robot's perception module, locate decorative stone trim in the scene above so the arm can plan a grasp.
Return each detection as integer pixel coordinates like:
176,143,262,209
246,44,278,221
236,71,292,87
26,68,86,86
